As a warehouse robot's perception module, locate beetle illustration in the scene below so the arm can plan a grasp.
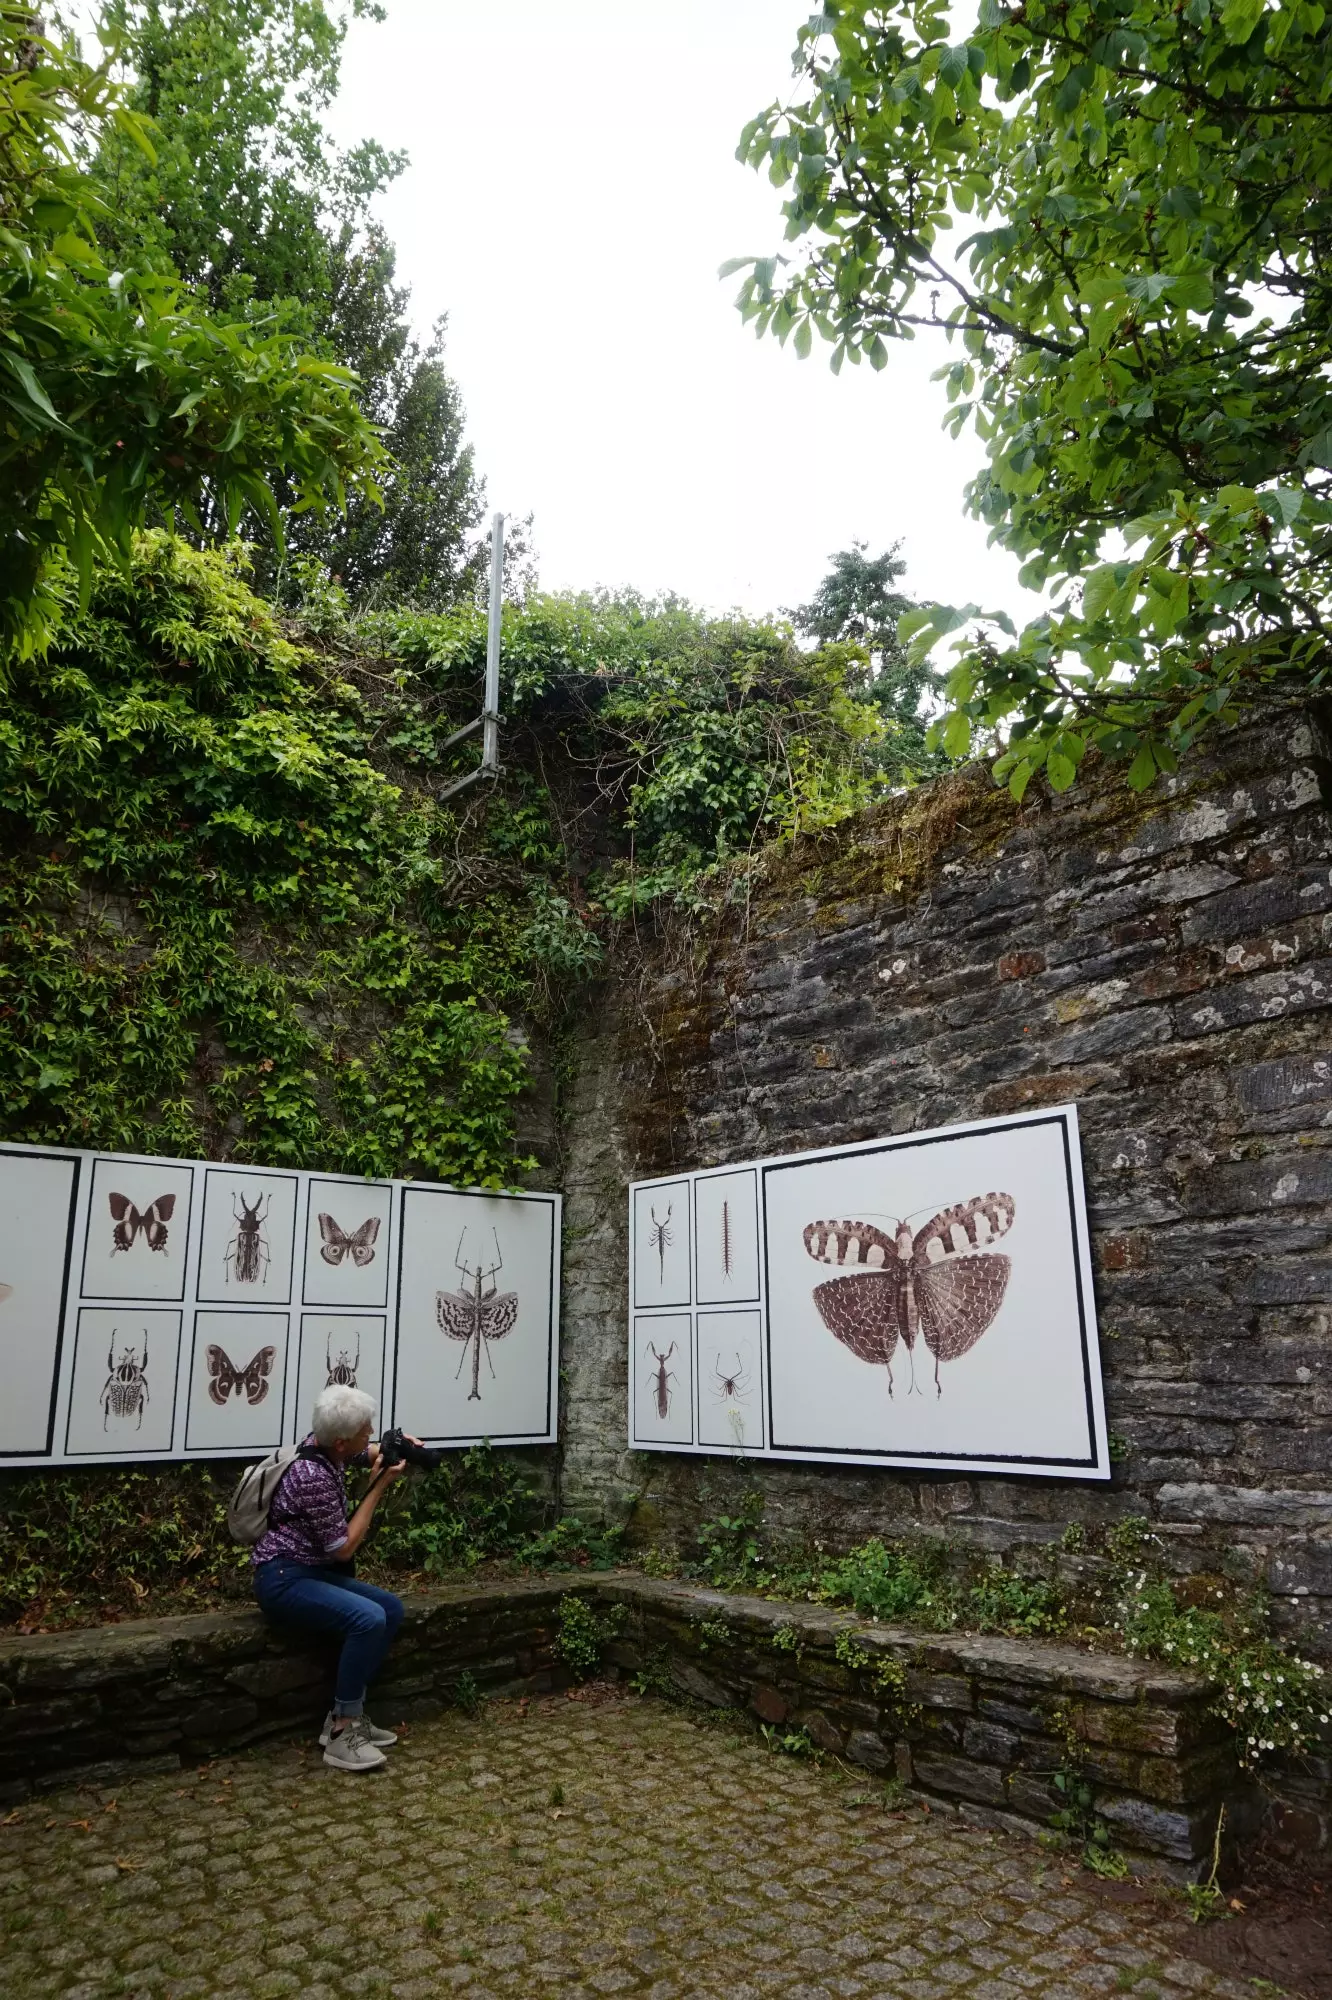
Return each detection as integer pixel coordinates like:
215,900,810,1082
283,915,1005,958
648,1203,673,1281
325,1333,360,1388
804,1192,1015,1397
100,1331,149,1430
225,1191,270,1286
435,1231,519,1402
646,1340,676,1419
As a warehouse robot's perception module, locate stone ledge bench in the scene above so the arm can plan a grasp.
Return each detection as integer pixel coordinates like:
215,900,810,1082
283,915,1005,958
0,1572,1244,1878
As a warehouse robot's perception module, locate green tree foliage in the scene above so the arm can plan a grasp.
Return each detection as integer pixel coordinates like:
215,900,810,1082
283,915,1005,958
93,0,485,604
730,0,1332,796
0,7,383,661
792,539,944,771
280,230,484,606
358,585,894,907
0,532,581,1182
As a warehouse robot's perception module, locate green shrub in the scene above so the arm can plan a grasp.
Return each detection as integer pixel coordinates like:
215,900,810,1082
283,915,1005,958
967,1561,1067,1637
1116,1575,1328,1768
0,1463,242,1623
817,1536,959,1629
552,1593,625,1681
366,1445,543,1576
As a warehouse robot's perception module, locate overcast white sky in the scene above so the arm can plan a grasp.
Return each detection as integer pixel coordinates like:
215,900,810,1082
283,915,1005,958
326,0,1032,624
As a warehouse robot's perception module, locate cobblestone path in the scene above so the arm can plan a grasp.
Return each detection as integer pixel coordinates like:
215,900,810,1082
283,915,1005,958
1,1692,1257,2000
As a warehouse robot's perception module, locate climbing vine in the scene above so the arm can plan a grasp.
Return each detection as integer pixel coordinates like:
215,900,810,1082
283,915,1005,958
0,533,596,1182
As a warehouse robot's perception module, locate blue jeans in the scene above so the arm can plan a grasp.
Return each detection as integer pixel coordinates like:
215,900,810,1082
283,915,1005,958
253,1559,404,1717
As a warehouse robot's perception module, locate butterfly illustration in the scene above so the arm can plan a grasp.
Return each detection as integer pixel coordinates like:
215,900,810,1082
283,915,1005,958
318,1212,381,1269
205,1344,276,1406
109,1191,177,1255
803,1192,1015,1397
435,1231,519,1402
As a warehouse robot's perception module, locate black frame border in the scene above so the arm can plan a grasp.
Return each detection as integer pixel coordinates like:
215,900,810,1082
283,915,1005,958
761,1111,1100,1472
195,1166,301,1306
392,1183,559,1444
631,1310,695,1447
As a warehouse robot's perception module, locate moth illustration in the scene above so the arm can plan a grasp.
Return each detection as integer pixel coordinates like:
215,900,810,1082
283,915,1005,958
435,1231,519,1402
318,1212,381,1269
109,1191,176,1256
100,1331,149,1429
325,1333,360,1388
804,1192,1015,1396
225,1192,270,1286
206,1344,276,1406
648,1203,673,1281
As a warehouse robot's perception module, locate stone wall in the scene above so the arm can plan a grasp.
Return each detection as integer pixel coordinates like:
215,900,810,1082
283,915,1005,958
558,711,1332,1663
0,1575,1247,1875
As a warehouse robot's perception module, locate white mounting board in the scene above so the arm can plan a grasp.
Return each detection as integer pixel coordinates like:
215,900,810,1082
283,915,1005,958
0,1141,559,1464
627,1105,1110,1480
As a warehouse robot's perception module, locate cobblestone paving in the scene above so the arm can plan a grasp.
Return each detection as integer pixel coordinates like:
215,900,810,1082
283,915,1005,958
0,1692,1256,2000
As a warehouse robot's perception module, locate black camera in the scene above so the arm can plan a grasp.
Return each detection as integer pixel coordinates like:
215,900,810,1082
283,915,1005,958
378,1425,445,1472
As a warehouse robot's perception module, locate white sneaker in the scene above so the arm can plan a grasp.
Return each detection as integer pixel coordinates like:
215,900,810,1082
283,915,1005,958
320,1709,397,1749
322,1715,387,1772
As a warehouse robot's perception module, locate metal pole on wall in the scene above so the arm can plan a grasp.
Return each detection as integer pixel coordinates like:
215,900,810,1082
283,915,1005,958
438,511,505,800
482,511,504,776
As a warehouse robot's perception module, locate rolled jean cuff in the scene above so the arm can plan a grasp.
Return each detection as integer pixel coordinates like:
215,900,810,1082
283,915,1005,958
334,1695,365,1718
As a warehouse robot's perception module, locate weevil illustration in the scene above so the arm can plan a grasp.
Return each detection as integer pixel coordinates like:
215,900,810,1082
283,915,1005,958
325,1333,361,1388
646,1340,676,1419
100,1331,149,1430
648,1203,673,1281
435,1231,519,1402
225,1191,270,1286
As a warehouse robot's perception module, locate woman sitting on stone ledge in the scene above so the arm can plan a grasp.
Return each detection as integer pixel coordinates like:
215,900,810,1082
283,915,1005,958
251,1385,409,1774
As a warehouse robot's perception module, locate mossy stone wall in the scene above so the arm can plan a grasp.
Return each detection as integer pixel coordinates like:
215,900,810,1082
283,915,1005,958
559,711,1332,1664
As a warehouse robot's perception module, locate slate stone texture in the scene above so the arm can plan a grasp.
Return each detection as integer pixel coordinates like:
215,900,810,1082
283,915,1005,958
0,1692,1259,2000
557,713,1332,1679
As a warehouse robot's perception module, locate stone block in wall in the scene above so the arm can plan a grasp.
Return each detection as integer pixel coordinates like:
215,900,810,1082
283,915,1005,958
225,1654,326,1700
846,1730,894,1774
1096,1794,1217,1862
912,1749,1009,1807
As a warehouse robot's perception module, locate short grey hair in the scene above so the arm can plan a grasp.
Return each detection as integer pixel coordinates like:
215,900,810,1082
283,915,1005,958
312,1384,375,1447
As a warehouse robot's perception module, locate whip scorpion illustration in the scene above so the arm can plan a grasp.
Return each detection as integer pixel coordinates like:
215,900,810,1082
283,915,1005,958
435,1231,519,1402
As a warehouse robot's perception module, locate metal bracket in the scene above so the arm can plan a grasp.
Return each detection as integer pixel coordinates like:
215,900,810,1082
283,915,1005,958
439,515,505,801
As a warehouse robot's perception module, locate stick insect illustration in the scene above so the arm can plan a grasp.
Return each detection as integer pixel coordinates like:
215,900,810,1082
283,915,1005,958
325,1333,360,1388
646,1340,676,1419
804,1193,1015,1397
648,1203,673,1281
225,1192,270,1286
721,1200,733,1281
435,1231,519,1402
100,1331,149,1429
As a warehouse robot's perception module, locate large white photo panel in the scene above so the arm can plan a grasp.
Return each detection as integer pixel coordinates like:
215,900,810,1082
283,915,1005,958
393,1184,560,1444
626,1105,1109,1480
